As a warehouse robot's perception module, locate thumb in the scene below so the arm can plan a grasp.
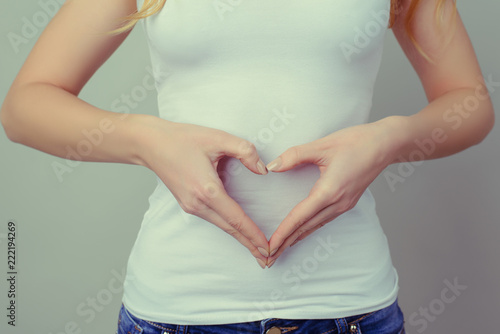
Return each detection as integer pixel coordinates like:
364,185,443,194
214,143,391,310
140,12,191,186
266,144,320,172
219,137,268,175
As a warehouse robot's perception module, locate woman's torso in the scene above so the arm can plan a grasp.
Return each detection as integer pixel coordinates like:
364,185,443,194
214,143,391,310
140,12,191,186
122,0,399,324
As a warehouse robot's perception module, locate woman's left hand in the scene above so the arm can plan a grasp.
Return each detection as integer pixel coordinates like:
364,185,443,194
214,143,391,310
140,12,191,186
265,119,399,267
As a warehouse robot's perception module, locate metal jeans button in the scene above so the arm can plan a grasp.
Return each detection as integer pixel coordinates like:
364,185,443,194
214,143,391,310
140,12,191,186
266,327,282,334
349,324,358,333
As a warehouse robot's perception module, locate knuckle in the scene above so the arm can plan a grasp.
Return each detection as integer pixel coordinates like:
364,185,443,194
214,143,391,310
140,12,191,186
238,140,257,157
192,182,221,204
226,217,243,232
180,197,207,215
311,186,333,202
289,212,309,230
179,202,196,215
272,229,289,243
295,226,310,236
180,183,221,215
337,199,354,213
286,146,301,162
202,181,222,200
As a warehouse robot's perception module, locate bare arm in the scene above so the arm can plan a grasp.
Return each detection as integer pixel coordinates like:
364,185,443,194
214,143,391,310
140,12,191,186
0,0,271,267
0,0,150,166
264,0,495,263
382,0,495,162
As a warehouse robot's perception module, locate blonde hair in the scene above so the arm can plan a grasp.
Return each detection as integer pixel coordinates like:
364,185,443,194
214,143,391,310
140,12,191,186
109,0,457,64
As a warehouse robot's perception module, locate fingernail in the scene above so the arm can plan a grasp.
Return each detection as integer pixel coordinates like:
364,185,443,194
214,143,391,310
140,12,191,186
258,247,269,257
269,248,278,257
257,159,268,175
266,157,282,172
256,258,266,269
267,259,276,268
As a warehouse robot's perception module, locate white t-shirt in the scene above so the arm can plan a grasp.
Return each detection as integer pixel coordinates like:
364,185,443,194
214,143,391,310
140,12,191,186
122,0,399,325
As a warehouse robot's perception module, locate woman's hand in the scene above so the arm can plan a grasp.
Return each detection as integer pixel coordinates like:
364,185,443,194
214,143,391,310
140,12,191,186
265,119,399,267
136,116,271,268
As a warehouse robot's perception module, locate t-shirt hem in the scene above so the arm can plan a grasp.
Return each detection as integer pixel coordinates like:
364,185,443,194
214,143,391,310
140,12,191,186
121,284,400,325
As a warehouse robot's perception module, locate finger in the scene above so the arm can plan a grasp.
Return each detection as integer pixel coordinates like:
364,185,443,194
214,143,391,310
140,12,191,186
267,201,338,262
201,178,271,259
267,189,331,257
289,225,322,247
289,206,340,247
266,143,322,173
218,136,268,175
192,205,268,267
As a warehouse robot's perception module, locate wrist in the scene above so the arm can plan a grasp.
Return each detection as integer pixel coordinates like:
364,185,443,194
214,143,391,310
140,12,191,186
119,113,159,169
373,115,415,165
124,113,177,170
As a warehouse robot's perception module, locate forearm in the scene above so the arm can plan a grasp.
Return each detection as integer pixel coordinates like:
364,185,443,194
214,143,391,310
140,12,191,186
377,85,495,165
0,82,155,167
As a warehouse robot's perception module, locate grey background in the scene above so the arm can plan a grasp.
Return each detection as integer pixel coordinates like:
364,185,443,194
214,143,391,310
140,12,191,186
0,1,498,333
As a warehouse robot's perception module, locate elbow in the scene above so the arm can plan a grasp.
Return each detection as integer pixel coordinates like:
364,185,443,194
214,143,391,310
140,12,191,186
0,100,21,144
471,103,496,147
0,85,29,144
1,82,36,144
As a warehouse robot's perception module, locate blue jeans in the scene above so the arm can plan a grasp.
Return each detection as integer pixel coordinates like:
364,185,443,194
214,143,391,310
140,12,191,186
116,299,405,334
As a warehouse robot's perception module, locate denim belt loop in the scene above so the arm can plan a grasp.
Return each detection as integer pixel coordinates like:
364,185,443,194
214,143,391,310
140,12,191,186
175,325,188,334
334,317,349,334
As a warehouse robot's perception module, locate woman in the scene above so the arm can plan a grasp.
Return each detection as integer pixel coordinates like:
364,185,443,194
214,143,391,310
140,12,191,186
0,0,494,333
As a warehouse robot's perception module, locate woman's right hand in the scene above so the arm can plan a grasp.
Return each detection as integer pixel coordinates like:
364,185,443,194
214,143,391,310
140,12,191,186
136,115,271,268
